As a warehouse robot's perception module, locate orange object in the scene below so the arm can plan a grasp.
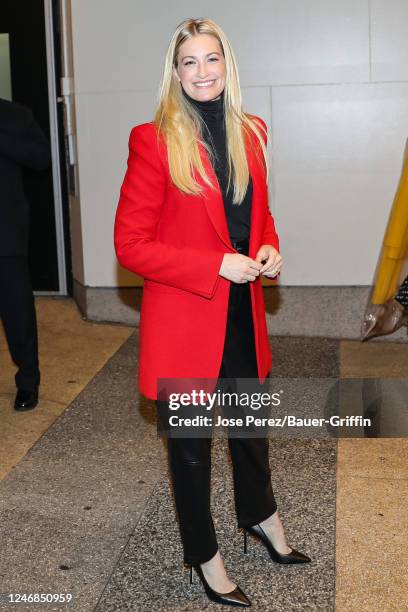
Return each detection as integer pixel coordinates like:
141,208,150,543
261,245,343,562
372,144,408,304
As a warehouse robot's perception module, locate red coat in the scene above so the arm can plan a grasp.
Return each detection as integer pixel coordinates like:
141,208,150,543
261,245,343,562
114,116,280,400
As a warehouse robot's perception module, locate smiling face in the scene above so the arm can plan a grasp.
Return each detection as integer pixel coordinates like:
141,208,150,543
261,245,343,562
174,34,226,102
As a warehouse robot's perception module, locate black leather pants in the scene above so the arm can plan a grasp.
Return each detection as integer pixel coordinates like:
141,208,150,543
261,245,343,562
156,241,278,565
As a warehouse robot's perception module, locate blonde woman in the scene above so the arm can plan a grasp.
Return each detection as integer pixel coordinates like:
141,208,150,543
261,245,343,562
114,17,311,608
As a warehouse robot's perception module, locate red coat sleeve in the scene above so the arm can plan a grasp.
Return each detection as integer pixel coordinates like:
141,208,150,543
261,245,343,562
114,124,225,298
253,116,280,253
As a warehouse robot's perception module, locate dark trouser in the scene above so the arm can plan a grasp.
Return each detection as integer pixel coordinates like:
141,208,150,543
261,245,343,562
0,256,40,390
156,240,277,565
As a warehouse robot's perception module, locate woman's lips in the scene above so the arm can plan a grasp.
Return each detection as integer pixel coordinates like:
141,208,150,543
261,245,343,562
194,80,215,88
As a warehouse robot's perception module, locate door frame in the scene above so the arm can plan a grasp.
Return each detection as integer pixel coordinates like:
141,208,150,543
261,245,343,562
33,0,68,295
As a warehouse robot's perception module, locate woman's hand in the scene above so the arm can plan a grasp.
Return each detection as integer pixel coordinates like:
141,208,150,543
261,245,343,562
255,245,283,278
219,253,263,283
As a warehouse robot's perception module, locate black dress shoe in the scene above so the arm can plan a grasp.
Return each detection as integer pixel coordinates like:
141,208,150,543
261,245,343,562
14,388,39,411
190,564,251,607
243,524,311,564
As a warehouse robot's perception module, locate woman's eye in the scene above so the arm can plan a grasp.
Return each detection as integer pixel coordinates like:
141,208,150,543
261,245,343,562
183,57,219,66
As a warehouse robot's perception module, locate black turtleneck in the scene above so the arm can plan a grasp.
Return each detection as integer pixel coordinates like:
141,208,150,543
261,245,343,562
182,88,252,242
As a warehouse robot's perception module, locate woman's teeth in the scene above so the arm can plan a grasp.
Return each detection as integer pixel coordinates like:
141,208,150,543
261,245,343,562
195,80,215,87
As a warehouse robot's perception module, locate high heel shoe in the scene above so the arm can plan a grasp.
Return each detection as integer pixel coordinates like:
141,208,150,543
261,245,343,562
189,564,251,607
243,524,311,564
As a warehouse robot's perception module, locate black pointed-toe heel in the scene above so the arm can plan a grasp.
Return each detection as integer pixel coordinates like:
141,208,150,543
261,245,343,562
243,524,311,564
189,564,251,607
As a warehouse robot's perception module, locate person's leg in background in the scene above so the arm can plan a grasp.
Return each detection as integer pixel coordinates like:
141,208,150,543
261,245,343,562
0,256,40,410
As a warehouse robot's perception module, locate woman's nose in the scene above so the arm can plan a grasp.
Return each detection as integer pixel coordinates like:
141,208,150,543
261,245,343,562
196,62,208,79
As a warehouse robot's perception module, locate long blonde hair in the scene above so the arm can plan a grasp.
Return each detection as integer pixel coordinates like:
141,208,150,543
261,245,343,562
153,17,269,204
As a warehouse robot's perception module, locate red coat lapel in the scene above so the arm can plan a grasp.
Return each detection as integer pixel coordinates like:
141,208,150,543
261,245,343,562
247,136,267,259
197,140,233,250
197,132,266,257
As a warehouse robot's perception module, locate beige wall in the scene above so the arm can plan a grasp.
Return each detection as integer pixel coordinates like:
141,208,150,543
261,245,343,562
70,0,408,288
